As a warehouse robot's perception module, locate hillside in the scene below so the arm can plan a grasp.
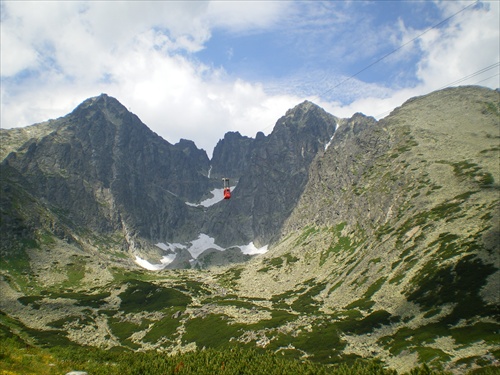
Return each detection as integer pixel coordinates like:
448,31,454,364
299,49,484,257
0,86,498,374
233,86,500,371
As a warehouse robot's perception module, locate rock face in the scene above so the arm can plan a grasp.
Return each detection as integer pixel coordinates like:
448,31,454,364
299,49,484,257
1,94,211,254
206,101,338,246
210,131,254,180
0,95,338,264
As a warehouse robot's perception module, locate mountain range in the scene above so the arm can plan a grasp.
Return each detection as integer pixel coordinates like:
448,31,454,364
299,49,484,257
0,86,498,374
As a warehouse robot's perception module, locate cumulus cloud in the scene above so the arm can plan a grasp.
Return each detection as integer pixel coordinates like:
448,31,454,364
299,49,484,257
317,1,500,120
0,1,295,155
1,1,498,157
416,1,499,91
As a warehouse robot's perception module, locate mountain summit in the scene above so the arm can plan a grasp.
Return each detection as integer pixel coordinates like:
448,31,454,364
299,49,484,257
1,93,211,258
208,100,338,247
0,94,338,265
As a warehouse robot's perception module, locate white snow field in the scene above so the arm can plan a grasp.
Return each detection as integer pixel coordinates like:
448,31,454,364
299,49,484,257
134,234,268,270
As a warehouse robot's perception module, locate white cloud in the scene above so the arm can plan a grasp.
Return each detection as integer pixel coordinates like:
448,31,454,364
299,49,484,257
316,1,500,121
1,0,498,157
207,1,289,32
0,1,297,155
416,1,500,91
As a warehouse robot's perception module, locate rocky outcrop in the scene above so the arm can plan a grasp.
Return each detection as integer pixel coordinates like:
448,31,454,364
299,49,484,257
1,94,211,252
205,101,338,247
210,132,254,180
1,97,341,262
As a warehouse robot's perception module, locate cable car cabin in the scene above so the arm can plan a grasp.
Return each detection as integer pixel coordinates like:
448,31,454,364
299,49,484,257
222,178,231,200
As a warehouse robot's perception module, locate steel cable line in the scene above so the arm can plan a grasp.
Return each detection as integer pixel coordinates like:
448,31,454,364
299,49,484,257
259,1,485,133
472,73,500,86
318,0,480,98
372,62,500,119
435,61,500,90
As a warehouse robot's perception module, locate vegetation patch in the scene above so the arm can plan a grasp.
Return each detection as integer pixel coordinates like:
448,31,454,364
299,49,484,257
283,252,299,264
295,225,321,246
108,316,150,344
17,296,44,309
450,161,496,188
183,314,243,349
210,298,261,310
378,324,448,356
406,254,497,323
21,326,76,348
142,314,181,344
320,222,353,265
380,320,500,361
451,322,500,346
428,232,461,260
271,287,307,309
344,310,398,335
119,280,191,313
173,279,212,296
280,320,346,363
217,266,244,287
483,101,500,116
345,277,387,311
46,290,112,308
2,336,451,375
291,282,327,314
416,347,451,365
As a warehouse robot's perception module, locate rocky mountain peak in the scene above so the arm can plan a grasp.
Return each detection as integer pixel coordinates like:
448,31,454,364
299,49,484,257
72,93,121,112
284,100,316,116
208,100,338,247
210,131,254,179
1,95,213,254
279,100,333,129
69,93,138,131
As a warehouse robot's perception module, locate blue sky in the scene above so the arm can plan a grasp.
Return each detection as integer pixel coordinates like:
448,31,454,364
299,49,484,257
198,2,427,84
1,1,499,155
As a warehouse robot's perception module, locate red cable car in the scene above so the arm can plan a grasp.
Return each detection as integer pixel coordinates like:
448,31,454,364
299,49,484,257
222,178,231,199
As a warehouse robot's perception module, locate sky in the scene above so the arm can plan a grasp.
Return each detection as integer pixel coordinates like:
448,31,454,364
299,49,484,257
1,1,499,156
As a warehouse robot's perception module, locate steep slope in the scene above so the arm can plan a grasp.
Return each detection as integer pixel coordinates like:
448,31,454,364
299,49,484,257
206,101,338,247
210,131,255,180
234,86,500,371
0,94,211,257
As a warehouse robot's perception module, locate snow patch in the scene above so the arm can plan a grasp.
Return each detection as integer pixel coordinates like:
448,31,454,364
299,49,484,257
324,124,338,151
134,254,176,271
185,185,236,207
156,242,186,251
160,253,177,266
135,256,160,271
199,188,226,207
135,235,268,271
188,233,224,259
239,242,269,255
